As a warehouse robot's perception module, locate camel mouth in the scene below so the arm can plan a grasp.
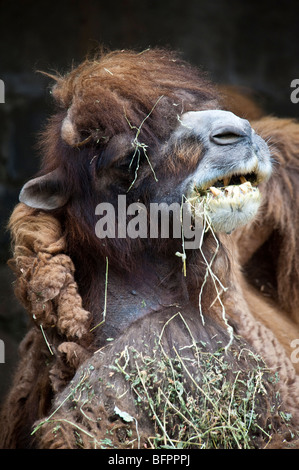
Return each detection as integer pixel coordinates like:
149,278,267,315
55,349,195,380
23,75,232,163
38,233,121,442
187,171,263,234
195,171,259,197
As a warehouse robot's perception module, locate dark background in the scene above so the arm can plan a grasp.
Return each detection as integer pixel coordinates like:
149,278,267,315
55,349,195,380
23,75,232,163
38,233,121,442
0,0,299,401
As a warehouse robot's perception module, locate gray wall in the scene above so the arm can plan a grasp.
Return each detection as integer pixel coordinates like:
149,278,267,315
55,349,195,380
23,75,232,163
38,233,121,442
1,0,299,402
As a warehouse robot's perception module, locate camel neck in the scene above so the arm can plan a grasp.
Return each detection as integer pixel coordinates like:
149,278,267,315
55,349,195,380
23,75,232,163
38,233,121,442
85,256,189,348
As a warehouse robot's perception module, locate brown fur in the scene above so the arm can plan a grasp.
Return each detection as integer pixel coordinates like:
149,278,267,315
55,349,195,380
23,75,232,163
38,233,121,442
8,204,91,339
1,49,299,449
33,310,298,449
219,84,266,121
240,118,299,323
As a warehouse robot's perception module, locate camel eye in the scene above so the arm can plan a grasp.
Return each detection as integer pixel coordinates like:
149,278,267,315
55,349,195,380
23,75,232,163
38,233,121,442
119,147,144,172
96,134,135,170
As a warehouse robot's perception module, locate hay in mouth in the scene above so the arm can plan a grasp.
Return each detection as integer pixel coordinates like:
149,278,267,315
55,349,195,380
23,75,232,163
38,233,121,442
187,173,261,234
197,172,259,194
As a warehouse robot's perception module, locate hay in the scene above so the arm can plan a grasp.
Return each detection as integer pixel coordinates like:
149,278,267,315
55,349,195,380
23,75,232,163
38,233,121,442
124,96,163,191
184,194,234,350
90,256,109,332
188,184,261,234
112,313,283,449
31,312,296,449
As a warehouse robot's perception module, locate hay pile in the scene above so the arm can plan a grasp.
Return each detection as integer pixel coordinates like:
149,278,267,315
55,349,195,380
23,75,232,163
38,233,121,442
31,312,297,449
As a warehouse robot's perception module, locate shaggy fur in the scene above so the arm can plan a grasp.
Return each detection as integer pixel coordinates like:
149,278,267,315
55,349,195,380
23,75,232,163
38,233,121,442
8,204,90,339
236,118,299,322
32,311,297,449
0,49,299,449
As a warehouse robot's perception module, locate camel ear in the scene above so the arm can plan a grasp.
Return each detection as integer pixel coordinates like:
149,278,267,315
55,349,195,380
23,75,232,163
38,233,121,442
19,169,69,210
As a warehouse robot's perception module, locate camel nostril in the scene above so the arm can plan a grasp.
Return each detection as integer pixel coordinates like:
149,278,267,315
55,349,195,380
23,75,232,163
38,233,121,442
210,126,248,145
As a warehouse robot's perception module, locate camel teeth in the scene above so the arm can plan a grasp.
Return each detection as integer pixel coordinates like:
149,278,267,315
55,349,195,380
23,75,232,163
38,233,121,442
223,177,230,186
239,182,252,193
210,186,222,196
240,176,247,184
224,186,234,195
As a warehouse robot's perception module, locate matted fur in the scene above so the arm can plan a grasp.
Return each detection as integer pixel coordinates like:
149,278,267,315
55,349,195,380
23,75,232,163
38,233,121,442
1,49,299,449
8,204,91,339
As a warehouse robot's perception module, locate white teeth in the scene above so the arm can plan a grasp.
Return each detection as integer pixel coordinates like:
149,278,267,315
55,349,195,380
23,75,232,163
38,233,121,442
224,186,234,196
200,174,256,197
210,186,222,196
239,181,252,193
208,181,254,198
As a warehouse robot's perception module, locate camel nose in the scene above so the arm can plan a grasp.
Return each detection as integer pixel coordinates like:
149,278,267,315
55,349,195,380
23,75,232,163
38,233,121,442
178,110,253,146
210,125,249,145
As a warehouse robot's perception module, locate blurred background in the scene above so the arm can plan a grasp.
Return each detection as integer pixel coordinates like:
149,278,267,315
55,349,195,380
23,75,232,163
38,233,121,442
0,0,299,401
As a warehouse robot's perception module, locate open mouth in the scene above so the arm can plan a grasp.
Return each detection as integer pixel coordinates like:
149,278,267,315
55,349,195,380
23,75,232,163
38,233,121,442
187,171,262,234
196,171,259,197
